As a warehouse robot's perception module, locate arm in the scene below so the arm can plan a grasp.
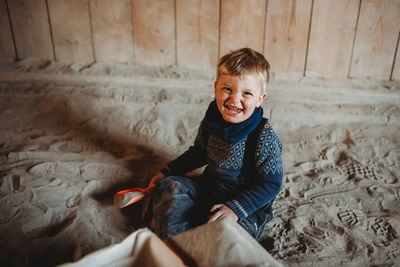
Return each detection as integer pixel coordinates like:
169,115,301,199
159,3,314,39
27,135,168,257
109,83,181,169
155,119,209,180
225,136,283,220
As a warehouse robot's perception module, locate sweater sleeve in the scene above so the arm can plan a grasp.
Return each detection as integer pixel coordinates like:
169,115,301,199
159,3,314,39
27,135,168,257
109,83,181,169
161,119,208,176
225,132,283,220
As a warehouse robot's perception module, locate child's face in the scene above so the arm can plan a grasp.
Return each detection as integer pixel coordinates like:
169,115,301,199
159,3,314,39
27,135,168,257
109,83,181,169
214,73,266,124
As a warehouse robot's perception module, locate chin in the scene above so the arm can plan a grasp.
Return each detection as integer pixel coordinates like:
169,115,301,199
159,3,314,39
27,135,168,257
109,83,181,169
223,115,246,124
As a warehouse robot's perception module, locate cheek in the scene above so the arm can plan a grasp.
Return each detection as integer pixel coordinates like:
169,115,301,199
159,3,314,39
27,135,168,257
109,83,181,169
216,92,227,101
244,99,257,109
215,95,226,108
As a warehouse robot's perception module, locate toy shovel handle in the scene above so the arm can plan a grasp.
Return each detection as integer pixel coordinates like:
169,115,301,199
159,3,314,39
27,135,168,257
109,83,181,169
114,184,156,209
114,183,155,198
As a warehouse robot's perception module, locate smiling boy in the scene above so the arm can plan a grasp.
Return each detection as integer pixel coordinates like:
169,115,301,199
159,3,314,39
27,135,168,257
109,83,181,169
148,48,283,240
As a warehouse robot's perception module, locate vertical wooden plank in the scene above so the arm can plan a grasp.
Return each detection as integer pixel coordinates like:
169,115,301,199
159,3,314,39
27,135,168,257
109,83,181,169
264,0,312,73
0,0,15,60
350,0,400,80
306,0,359,78
47,0,93,62
176,0,219,70
219,0,266,57
89,0,134,64
392,35,400,80
7,0,53,59
132,0,175,66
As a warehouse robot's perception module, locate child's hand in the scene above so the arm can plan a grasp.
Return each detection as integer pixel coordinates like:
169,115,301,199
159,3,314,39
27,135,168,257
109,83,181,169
148,172,165,186
208,204,238,223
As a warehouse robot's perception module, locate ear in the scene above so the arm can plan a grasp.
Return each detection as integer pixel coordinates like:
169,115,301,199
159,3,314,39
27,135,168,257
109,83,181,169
256,92,267,107
214,81,217,95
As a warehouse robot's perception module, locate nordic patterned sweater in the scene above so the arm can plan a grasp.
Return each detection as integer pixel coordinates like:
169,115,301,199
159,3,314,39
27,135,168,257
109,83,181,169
161,117,283,221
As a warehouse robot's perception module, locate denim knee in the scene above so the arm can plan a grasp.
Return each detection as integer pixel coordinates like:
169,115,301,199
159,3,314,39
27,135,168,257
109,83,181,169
153,176,198,206
151,176,200,239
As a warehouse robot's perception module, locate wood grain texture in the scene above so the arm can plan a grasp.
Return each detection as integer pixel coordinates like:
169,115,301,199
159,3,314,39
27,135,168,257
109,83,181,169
89,0,134,64
392,34,400,80
47,0,93,62
350,0,400,80
132,0,175,66
219,0,266,57
0,0,15,60
264,0,312,73
3,0,398,80
176,0,219,70
7,0,53,59
306,0,359,78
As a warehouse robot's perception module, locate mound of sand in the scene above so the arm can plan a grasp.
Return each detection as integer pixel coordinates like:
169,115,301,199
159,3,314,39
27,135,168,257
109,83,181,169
0,60,399,266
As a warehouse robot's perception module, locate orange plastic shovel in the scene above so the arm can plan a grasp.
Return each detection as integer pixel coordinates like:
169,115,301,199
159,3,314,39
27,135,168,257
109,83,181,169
114,184,155,209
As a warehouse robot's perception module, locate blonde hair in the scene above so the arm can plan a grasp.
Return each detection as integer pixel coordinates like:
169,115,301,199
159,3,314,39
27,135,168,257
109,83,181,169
216,47,270,93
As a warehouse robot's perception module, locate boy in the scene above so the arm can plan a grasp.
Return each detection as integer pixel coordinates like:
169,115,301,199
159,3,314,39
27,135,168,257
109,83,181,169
148,47,283,240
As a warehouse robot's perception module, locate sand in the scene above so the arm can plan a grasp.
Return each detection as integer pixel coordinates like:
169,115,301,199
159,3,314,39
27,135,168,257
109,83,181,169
0,58,399,266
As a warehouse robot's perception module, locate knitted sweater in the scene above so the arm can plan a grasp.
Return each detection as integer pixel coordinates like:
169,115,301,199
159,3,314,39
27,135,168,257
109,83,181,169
161,117,283,220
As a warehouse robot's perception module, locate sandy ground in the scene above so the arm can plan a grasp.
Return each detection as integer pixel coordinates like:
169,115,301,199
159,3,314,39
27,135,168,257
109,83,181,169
0,59,399,266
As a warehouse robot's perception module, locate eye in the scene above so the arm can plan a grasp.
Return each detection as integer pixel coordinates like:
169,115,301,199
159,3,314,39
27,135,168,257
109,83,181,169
223,87,232,92
243,91,253,97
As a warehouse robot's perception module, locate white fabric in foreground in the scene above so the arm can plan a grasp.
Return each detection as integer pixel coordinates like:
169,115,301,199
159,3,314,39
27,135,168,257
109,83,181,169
58,218,282,267
169,217,283,267
57,228,185,267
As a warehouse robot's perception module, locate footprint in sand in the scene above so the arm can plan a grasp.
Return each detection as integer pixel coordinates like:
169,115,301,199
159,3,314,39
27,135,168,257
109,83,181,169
368,218,398,246
275,229,308,259
337,209,364,227
301,153,398,186
338,160,397,184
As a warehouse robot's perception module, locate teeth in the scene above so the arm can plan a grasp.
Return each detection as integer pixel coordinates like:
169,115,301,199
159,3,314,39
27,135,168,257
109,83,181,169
225,105,242,113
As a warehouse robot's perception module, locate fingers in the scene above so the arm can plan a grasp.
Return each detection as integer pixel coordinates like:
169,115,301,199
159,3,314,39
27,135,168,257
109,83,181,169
208,209,223,223
208,204,227,223
208,204,239,223
210,204,222,212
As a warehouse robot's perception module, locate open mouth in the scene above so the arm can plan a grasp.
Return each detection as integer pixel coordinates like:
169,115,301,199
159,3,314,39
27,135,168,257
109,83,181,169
224,104,243,114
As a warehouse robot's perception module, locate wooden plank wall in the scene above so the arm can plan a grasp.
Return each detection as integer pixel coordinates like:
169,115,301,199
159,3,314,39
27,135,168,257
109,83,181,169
47,0,94,62
0,0,15,60
90,0,135,64
132,0,176,66
265,0,312,74
7,0,53,59
219,0,266,57
350,0,400,80
176,0,219,69
307,0,360,78
393,43,400,80
1,0,399,81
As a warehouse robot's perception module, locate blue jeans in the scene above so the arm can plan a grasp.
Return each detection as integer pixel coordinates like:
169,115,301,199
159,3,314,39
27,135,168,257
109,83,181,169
152,176,273,240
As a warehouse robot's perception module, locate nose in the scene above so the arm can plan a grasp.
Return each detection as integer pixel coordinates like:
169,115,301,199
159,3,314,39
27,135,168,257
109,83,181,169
230,91,241,103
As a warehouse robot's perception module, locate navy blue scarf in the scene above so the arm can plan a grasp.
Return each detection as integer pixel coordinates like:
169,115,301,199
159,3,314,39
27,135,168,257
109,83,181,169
204,100,263,144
